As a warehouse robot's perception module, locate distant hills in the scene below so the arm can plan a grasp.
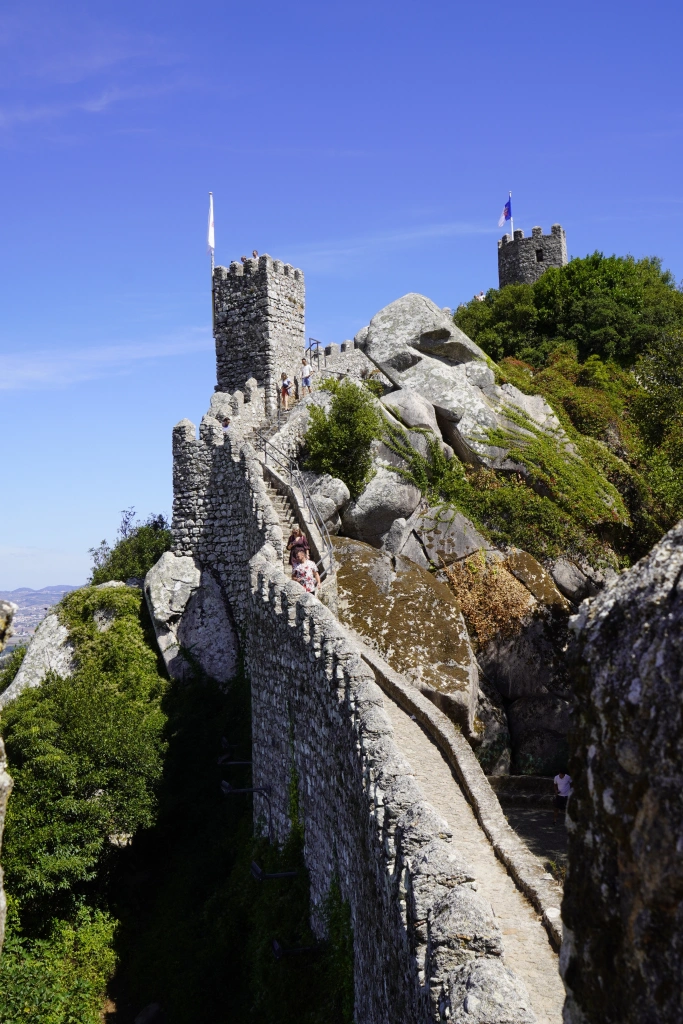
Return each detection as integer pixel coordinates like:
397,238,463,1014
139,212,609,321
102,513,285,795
0,585,82,651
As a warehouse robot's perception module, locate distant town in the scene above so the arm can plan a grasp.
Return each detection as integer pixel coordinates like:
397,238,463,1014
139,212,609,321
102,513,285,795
0,586,81,661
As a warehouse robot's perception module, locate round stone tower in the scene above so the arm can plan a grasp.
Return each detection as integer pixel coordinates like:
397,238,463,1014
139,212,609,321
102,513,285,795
497,224,567,288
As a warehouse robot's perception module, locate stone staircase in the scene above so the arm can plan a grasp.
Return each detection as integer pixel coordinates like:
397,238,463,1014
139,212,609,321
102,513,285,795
262,479,298,571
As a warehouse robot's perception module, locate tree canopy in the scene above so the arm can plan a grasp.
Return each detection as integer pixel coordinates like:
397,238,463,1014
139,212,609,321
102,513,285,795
455,253,683,367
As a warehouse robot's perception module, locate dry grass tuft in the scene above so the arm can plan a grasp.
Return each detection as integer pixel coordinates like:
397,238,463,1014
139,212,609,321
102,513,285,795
443,550,533,647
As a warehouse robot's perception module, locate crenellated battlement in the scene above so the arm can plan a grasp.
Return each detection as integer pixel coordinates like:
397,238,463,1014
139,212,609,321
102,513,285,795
497,223,567,287
213,253,305,413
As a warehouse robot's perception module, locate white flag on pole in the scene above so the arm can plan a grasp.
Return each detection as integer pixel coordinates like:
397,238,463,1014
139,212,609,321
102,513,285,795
207,192,215,255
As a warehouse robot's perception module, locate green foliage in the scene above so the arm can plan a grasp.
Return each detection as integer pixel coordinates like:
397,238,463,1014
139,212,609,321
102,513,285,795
634,328,683,444
362,378,385,398
0,645,26,695
455,253,683,366
0,585,167,1021
89,508,171,585
0,903,116,1024
497,351,683,555
383,424,617,564
305,379,382,498
1,587,167,926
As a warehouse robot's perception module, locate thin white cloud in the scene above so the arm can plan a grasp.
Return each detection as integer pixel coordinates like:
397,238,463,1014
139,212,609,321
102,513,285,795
289,221,497,271
1,330,213,390
0,81,179,129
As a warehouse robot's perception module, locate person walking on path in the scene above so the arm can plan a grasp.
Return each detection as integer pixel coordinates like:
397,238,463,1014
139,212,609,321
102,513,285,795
280,372,293,411
286,525,309,566
301,358,313,395
291,547,320,594
553,771,572,822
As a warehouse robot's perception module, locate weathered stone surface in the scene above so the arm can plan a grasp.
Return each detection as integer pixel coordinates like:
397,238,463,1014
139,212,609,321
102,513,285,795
428,885,503,976
380,387,440,432
506,696,571,776
410,506,493,568
300,472,350,523
443,959,537,1023
506,550,569,610
473,677,512,776
340,466,421,548
0,612,75,710
361,293,488,369
145,551,238,685
561,520,683,1024
333,535,479,734
549,557,595,603
360,292,568,473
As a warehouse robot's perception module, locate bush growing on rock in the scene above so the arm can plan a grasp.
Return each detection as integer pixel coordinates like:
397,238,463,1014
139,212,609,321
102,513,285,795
89,508,172,585
305,379,382,498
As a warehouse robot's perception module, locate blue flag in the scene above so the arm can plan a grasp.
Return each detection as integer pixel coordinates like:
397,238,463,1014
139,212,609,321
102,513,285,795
498,196,512,228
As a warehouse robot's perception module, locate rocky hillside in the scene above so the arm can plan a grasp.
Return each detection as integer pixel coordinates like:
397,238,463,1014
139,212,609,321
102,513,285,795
291,263,682,777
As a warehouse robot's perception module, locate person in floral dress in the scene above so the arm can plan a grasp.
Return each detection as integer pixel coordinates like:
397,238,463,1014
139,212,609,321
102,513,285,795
291,547,320,594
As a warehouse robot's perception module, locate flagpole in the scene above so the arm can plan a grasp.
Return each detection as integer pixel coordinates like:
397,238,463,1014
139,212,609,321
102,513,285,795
509,191,513,238
208,192,215,334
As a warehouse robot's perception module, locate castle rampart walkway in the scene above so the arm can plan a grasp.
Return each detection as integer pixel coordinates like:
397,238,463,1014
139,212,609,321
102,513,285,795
382,694,564,1024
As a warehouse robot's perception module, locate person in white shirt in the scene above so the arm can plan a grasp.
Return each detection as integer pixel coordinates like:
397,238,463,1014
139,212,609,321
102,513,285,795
301,358,313,395
553,771,572,822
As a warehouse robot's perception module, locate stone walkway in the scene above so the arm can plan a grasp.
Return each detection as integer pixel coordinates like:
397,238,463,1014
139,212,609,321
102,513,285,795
382,694,565,1024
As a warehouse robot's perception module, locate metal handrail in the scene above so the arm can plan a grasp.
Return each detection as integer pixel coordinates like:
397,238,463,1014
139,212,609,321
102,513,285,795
254,429,335,580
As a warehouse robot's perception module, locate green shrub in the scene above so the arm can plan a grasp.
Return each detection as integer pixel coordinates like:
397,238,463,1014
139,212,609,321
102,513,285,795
455,252,683,367
0,903,116,1024
305,380,382,498
0,646,26,695
89,509,171,585
383,424,616,565
1,586,167,925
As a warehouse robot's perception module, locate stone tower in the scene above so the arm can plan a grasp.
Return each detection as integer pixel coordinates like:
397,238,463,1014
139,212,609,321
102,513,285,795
497,224,567,288
213,254,305,412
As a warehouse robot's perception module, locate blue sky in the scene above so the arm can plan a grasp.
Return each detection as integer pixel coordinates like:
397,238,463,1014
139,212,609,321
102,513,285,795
1,0,681,589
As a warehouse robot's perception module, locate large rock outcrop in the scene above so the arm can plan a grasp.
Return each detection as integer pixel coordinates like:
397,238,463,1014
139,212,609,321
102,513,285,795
561,520,683,1024
356,293,564,470
0,611,75,710
332,535,479,734
145,552,239,685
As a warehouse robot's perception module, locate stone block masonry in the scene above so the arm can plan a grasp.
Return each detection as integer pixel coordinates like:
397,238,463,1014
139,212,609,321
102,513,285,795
213,255,305,414
170,404,541,1022
498,225,567,288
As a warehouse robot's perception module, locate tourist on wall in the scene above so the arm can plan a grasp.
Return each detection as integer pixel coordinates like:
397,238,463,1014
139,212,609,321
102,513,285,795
291,547,320,594
553,771,573,822
286,525,309,566
280,372,293,410
221,417,231,432
301,357,314,395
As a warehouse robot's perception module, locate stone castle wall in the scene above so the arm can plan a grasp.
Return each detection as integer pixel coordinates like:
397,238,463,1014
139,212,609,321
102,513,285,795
170,407,535,1022
213,255,305,413
498,224,567,287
